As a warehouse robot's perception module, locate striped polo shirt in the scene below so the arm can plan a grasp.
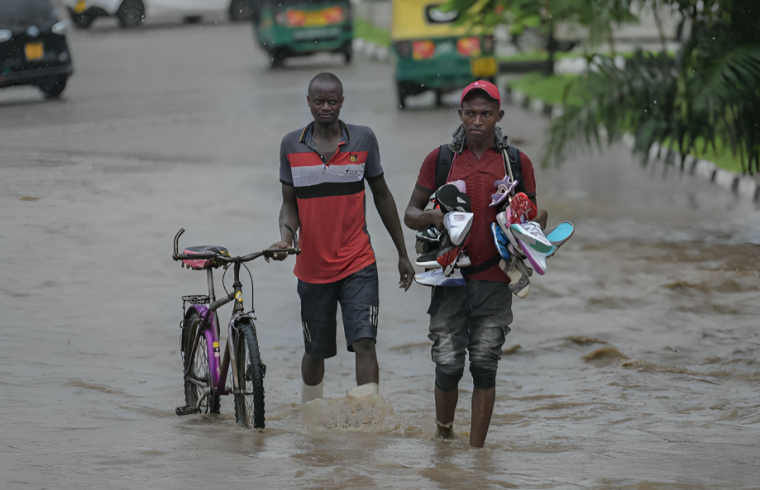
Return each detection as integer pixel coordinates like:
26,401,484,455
279,121,384,284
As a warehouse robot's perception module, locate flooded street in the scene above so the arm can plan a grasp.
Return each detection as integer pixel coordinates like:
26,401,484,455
1,22,759,489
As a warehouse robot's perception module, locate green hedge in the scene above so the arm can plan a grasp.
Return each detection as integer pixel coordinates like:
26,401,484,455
354,18,391,48
508,72,743,173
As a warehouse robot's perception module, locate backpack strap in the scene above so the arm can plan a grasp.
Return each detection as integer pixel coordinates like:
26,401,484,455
435,145,455,191
460,254,502,278
503,144,528,197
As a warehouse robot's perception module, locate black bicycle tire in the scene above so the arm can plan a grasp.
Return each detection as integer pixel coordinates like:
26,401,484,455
182,312,220,414
233,320,265,428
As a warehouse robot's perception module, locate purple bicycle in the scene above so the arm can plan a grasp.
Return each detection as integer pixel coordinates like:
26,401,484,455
171,227,299,428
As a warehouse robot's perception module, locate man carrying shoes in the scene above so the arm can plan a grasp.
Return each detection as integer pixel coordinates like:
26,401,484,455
269,73,415,404
404,80,548,447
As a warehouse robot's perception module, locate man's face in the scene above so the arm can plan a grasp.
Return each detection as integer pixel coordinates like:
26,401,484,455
458,93,504,146
307,82,344,126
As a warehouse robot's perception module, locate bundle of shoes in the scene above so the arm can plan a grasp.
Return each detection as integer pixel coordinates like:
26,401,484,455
414,175,575,297
414,181,473,288
490,175,574,298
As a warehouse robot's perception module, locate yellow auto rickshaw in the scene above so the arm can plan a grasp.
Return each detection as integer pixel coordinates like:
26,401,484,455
392,0,497,108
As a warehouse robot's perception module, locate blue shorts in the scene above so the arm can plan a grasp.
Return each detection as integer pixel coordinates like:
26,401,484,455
297,263,379,359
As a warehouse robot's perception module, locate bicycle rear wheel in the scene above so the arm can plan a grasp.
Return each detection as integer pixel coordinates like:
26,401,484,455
234,320,266,428
182,312,220,414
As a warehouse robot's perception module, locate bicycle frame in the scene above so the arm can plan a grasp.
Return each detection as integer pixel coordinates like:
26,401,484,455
183,265,252,403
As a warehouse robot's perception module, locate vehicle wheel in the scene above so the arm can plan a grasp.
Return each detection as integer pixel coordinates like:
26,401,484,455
228,0,253,21
234,320,266,429
396,81,407,109
269,52,285,68
182,312,220,414
117,0,144,28
70,12,95,29
39,77,67,99
435,90,444,108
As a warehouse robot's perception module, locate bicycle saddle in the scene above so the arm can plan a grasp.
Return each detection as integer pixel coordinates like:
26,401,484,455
182,246,230,270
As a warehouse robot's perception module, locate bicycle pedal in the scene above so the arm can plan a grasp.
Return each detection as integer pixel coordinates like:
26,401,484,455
175,405,200,416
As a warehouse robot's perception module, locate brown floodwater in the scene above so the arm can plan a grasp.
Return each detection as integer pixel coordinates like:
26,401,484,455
1,22,759,489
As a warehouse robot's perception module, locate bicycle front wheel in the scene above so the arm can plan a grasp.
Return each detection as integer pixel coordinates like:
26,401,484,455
234,320,266,428
182,312,220,414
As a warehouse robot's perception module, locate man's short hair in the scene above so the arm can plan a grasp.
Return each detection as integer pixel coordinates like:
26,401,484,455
308,72,343,96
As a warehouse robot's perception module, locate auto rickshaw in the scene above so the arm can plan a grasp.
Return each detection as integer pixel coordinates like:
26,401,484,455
391,0,497,108
249,0,353,68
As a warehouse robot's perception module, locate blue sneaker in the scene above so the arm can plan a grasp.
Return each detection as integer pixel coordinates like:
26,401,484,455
491,223,511,261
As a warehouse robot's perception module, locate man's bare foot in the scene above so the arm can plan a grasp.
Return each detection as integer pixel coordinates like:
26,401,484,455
436,420,454,439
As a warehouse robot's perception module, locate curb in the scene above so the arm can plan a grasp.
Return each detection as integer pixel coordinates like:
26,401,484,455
352,38,390,63
504,85,759,203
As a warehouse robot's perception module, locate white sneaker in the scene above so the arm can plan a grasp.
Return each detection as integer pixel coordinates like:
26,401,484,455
444,211,473,246
414,268,466,287
510,221,553,253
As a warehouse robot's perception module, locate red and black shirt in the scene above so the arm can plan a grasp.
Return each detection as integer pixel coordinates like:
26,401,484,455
416,145,537,283
280,121,384,284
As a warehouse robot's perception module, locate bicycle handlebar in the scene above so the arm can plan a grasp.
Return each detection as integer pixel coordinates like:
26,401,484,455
172,227,301,263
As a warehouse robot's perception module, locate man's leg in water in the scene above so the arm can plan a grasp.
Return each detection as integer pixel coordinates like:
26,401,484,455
434,384,458,438
470,387,496,447
301,353,325,386
428,286,469,438
339,264,380,387
352,338,379,385
297,279,339,401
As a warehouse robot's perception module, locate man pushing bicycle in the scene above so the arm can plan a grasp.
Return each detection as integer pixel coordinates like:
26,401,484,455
268,73,415,403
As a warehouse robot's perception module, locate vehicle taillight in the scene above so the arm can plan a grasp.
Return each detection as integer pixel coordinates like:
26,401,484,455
286,10,306,26
321,6,345,24
413,40,435,60
394,41,412,58
481,35,494,54
457,37,481,56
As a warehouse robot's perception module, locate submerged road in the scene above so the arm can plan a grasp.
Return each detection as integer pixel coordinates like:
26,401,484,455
1,21,759,489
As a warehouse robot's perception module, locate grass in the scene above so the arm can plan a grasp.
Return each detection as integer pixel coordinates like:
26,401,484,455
507,72,582,106
354,18,391,48
664,137,746,174
498,50,675,64
509,72,745,174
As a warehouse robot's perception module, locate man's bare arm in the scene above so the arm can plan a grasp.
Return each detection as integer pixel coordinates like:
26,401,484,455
403,186,444,231
268,184,300,260
366,174,415,290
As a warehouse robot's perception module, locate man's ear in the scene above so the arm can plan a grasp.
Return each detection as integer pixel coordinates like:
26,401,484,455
458,108,463,120
496,109,505,122
306,95,311,106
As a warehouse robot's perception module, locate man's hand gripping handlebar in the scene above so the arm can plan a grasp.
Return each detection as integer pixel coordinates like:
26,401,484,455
172,225,301,264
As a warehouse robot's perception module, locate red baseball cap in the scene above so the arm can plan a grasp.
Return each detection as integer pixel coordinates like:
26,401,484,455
460,80,501,106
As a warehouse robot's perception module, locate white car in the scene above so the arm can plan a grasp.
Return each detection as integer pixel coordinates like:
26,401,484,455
62,0,253,28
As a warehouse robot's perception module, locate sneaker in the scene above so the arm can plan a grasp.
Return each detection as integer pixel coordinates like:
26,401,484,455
509,192,538,223
415,226,442,255
510,221,553,254
415,268,466,287
434,183,472,213
517,238,547,275
497,211,523,252
444,211,473,246
491,223,511,261
415,233,466,269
